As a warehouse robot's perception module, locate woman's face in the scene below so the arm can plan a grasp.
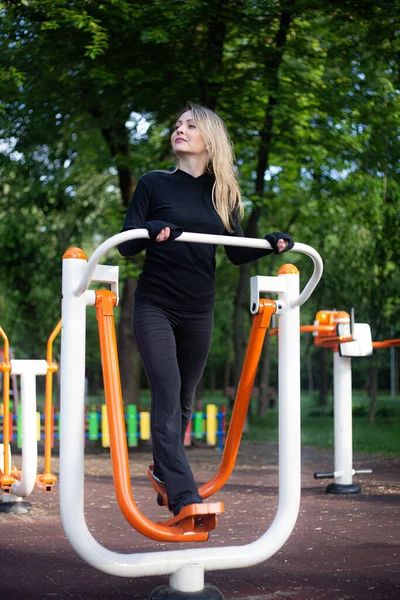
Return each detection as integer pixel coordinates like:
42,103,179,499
170,110,207,157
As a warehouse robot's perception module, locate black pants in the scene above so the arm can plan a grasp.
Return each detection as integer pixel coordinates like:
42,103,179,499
133,300,213,514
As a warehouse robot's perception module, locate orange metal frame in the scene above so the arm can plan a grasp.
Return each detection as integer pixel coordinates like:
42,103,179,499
95,292,275,542
372,338,400,349
0,321,60,494
0,326,15,492
269,309,353,352
39,319,61,491
198,298,276,499
95,290,213,542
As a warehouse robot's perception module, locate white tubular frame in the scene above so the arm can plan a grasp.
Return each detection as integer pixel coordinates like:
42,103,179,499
60,231,322,589
332,352,354,485
74,230,323,306
9,359,48,497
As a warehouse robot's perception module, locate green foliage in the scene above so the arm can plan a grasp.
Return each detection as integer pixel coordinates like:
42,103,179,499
352,404,368,418
1,0,400,395
244,392,400,456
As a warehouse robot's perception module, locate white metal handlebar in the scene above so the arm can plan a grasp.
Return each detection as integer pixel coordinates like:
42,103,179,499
74,229,323,307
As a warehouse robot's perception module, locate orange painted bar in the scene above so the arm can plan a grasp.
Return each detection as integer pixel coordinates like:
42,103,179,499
373,338,400,349
51,405,55,449
199,299,276,500
8,414,13,441
0,326,15,491
39,319,61,492
95,290,209,542
314,334,353,349
269,324,336,337
271,310,354,353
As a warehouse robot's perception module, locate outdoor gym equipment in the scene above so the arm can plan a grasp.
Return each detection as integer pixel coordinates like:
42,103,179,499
311,310,375,493
0,321,60,513
59,229,322,599
270,310,374,494
271,312,400,494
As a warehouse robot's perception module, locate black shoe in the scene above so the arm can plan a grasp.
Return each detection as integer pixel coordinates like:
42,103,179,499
149,465,165,486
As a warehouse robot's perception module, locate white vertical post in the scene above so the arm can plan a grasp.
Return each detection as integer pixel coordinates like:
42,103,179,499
9,360,48,498
13,370,38,497
59,251,96,547
332,351,354,486
277,269,301,527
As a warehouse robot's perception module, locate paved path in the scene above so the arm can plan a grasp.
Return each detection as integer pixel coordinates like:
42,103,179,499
1,442,399,600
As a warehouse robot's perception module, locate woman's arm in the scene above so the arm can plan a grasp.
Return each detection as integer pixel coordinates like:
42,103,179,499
118,179,184,256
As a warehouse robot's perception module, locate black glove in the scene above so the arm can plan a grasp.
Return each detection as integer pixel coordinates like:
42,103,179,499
143,220,183,241
265,231,294,254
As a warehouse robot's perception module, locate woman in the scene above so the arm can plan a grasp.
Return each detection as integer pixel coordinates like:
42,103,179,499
118,104,293,517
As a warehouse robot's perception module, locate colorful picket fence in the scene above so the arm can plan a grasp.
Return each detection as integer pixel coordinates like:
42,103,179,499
0,404,227,450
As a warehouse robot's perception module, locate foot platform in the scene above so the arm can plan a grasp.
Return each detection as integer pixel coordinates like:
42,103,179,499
158,502,225,535
148,465,224,537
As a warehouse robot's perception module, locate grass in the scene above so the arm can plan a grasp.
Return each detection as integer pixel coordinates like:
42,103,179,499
36,389,400,457
241,391,400,457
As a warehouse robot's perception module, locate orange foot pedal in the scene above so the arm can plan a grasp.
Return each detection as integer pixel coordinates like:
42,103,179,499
37,473,58,493
147,465,169,508
159,502,224,535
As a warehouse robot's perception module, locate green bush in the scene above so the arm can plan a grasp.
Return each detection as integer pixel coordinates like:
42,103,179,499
375,405,397,419
307,408,334,417
243,392,400,456
352,404,368,417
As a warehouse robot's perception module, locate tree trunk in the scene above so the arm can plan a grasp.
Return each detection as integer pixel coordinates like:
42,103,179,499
232,3,294,395
368,364,378,424
117,276,141,405
306,345,314,396
223,358,232,396
258,335,272,417
233,261,252,387
200,0,229,109
95,117,142,405
100,122,136,207
392,347,399,396
209,366,216,394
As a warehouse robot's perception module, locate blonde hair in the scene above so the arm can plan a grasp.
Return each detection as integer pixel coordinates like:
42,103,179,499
179,103,244,232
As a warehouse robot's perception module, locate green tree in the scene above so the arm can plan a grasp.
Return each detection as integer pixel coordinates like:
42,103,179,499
1,0,400,409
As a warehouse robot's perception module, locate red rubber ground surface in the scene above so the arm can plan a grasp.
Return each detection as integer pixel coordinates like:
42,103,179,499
1,441,399,599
